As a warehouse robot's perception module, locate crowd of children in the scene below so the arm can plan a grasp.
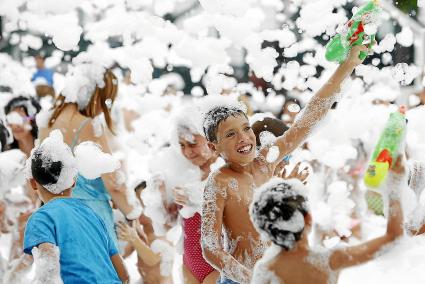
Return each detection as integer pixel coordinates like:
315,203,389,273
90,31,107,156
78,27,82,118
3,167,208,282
0,32,424,284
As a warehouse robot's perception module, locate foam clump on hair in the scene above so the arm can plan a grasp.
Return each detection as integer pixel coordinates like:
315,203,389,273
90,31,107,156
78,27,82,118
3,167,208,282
27,130,77,194
61,63,106,110
250,177,308,250
197,95,247,142
74,141,120,180
170,105,203,147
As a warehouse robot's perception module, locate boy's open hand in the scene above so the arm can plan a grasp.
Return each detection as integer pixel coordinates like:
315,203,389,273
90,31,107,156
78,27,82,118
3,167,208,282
277,162,309,185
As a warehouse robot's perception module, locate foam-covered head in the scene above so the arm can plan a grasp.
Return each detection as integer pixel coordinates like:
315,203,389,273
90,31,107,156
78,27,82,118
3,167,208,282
250,178,309,250
50,64,117,132
4,96,41,143
173,107,213,167
27,130,77,194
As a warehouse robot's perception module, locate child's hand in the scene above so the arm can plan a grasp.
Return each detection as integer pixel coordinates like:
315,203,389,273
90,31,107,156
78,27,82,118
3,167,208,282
117,221,139,243
278,162,309,185
390,155,406,176
273,160,288,177
173,187,189,206
344,45,368,68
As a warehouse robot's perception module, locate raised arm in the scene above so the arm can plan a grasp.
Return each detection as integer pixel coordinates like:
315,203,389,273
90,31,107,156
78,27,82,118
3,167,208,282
274,46,367,162
329,156,405,271
201,174,251,283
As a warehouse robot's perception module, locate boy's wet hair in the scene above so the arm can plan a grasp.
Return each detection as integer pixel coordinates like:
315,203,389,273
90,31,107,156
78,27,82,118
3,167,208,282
31,149,63,187
203,106,248,143
250,180,308,250
252,117,289,147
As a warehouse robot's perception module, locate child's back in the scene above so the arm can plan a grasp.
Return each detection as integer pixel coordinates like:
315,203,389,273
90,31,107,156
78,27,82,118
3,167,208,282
259,249,334,284
24,198,121,284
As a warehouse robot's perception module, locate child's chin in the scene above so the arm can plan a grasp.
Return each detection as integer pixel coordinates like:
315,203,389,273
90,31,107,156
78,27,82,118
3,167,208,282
231,154,255,164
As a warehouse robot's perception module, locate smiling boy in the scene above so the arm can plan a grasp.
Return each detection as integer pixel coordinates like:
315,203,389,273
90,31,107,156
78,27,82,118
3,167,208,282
200,46,367,284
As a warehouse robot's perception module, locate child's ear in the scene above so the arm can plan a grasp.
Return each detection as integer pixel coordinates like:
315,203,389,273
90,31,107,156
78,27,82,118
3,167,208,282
304,213,312,226
207,141,218,153
29,178,38,191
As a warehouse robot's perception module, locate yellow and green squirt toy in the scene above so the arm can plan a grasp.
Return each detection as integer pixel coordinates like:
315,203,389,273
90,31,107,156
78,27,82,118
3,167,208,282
364,106,407,189
326,0,381,63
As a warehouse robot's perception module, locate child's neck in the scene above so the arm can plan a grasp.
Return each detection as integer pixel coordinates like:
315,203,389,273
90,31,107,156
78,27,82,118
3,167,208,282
200,155,217,176
227,160,252,174
281,237,309,257
43,189,72,203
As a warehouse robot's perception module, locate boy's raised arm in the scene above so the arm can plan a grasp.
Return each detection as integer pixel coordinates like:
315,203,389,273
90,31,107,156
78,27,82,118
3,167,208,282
201,174,251,283
329,156,405,271
274,45,367,162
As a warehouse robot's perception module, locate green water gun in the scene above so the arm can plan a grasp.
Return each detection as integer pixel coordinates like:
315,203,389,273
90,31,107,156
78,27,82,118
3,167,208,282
364,106,407,189
326,0,381,63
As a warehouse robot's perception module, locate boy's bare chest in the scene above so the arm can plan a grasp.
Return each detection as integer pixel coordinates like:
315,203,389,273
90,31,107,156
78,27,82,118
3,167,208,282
225,175,254,206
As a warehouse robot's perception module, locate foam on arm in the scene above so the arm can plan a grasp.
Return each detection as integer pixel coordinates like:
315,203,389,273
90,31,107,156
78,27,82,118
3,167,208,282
329,166,405,271
274,49,363,163
201,173,251,283
32,243,63,284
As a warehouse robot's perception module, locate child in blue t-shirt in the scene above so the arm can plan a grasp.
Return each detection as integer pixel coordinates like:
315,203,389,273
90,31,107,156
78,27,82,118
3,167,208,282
23,130,129,284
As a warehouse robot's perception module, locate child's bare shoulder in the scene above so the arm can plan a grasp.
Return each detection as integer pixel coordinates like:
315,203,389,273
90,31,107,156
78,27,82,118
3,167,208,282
205,167,236,196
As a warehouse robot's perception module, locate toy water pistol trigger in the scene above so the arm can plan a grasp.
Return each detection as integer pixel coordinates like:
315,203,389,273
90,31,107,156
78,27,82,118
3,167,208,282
364,106,407,189
325,0,381,63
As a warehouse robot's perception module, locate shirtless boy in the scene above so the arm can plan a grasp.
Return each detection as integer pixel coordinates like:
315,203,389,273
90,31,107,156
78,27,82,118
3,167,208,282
200,46,367,284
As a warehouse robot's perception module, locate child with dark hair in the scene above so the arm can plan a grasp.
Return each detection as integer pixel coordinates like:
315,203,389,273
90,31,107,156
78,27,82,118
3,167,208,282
200,46,367,284
4,96,41,156
23,130,129,284
249,156,405,284
251,117,289,148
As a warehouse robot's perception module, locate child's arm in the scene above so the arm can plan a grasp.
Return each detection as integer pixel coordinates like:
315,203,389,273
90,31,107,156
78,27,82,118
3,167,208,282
274,46,367,162
329,156,405,271
110,254,130,284
117,221,161,266
93,129,142,220
32,243,63,284
201,174,251,283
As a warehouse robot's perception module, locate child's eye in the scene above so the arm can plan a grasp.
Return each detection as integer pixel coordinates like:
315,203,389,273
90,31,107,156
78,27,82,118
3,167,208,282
226,132,235,138
244,126,251,132
189,143,197,147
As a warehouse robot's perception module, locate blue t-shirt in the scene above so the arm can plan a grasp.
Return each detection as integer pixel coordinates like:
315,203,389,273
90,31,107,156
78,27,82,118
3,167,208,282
31,68,54,86
23,198,121,284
